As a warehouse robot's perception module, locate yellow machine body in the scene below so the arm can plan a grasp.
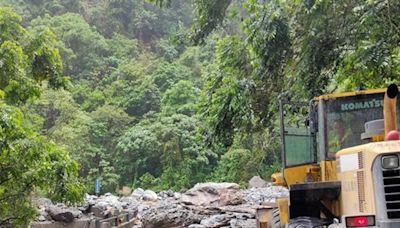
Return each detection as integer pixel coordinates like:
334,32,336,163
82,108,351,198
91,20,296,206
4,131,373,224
265,85,400,228
336,141,400,221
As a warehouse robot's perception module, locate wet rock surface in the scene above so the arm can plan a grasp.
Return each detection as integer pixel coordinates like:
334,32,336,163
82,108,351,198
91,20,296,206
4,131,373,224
34,180,288,227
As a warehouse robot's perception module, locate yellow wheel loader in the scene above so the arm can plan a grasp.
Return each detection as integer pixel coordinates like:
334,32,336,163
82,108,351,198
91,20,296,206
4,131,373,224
261,84,400,228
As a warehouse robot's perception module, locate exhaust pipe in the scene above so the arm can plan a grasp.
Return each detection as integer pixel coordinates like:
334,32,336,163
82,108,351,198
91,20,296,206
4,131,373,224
384,84,398,136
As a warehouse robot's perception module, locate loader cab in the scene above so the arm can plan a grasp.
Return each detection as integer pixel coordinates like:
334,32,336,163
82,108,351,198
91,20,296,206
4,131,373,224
274,86,400,227
280,89,392,178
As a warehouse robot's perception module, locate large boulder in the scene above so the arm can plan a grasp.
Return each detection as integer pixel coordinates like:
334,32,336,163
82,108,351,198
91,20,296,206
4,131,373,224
248,176,268,188
46,205,75,223
34,198,84,223
131,188,145,199
140,202,205,228
142,190,158,202
181,183,243,206
98,194,122,209
88,193,124,218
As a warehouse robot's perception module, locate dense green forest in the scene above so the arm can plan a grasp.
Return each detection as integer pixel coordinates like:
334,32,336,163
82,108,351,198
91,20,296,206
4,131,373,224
1,0,400,225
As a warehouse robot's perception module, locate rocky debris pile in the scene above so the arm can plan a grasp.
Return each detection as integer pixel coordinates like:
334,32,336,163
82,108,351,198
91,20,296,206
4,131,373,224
34,179,289,227
34,198,85,223
243,183,288,205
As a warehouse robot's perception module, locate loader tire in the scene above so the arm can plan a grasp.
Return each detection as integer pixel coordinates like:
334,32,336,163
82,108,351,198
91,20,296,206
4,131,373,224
288,216,324,228
270,208,281,228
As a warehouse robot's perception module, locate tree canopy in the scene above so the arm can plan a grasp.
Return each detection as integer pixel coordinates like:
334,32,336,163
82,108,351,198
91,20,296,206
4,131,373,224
0,7,82,226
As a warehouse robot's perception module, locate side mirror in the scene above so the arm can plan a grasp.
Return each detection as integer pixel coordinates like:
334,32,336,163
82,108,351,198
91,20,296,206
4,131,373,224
304,117,310,127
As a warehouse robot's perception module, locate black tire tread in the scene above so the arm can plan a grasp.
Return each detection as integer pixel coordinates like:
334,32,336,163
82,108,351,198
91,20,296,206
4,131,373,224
271,208,281,228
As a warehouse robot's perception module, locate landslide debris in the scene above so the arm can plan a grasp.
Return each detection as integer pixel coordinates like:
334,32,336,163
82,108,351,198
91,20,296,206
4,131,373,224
33,180,288,227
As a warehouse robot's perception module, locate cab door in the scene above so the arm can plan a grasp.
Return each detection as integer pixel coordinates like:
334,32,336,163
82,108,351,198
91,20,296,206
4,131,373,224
279,100,319,185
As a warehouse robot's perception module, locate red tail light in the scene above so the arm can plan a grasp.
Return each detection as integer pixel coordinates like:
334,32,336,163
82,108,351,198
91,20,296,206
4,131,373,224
386,130,400,141
346,215,375,227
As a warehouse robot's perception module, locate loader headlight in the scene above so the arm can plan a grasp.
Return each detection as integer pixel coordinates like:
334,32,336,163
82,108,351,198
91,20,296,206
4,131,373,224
382,155,399,169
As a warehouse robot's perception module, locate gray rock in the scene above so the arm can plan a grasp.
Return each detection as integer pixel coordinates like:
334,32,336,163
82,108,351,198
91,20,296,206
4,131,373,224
90,193,124,218
84,194,98,208
166,190,174,197
34,198,53,208
132,188,145,199
182,182,243,206
248,176,267,188
174,192,181,200
46,205,75,223
142,190,158,201
85,194,98,200
140,203,204,228
230,218,257,228
34,181,291,225
103,206,119,218
120,196,134,203
96,201,109,209
121,201,129,209
200,214,231,227
91,205,104,217
137,204,151,217
125,207,139,218
188,224,206,228
96,194,122,211
158,190,174,198
78,202,92,214
38,207,48,217
243,185,288,205
70,208,83,218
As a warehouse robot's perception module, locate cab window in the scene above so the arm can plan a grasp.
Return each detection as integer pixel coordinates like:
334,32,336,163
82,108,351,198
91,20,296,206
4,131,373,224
324,93,395,158
280,101,317,167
